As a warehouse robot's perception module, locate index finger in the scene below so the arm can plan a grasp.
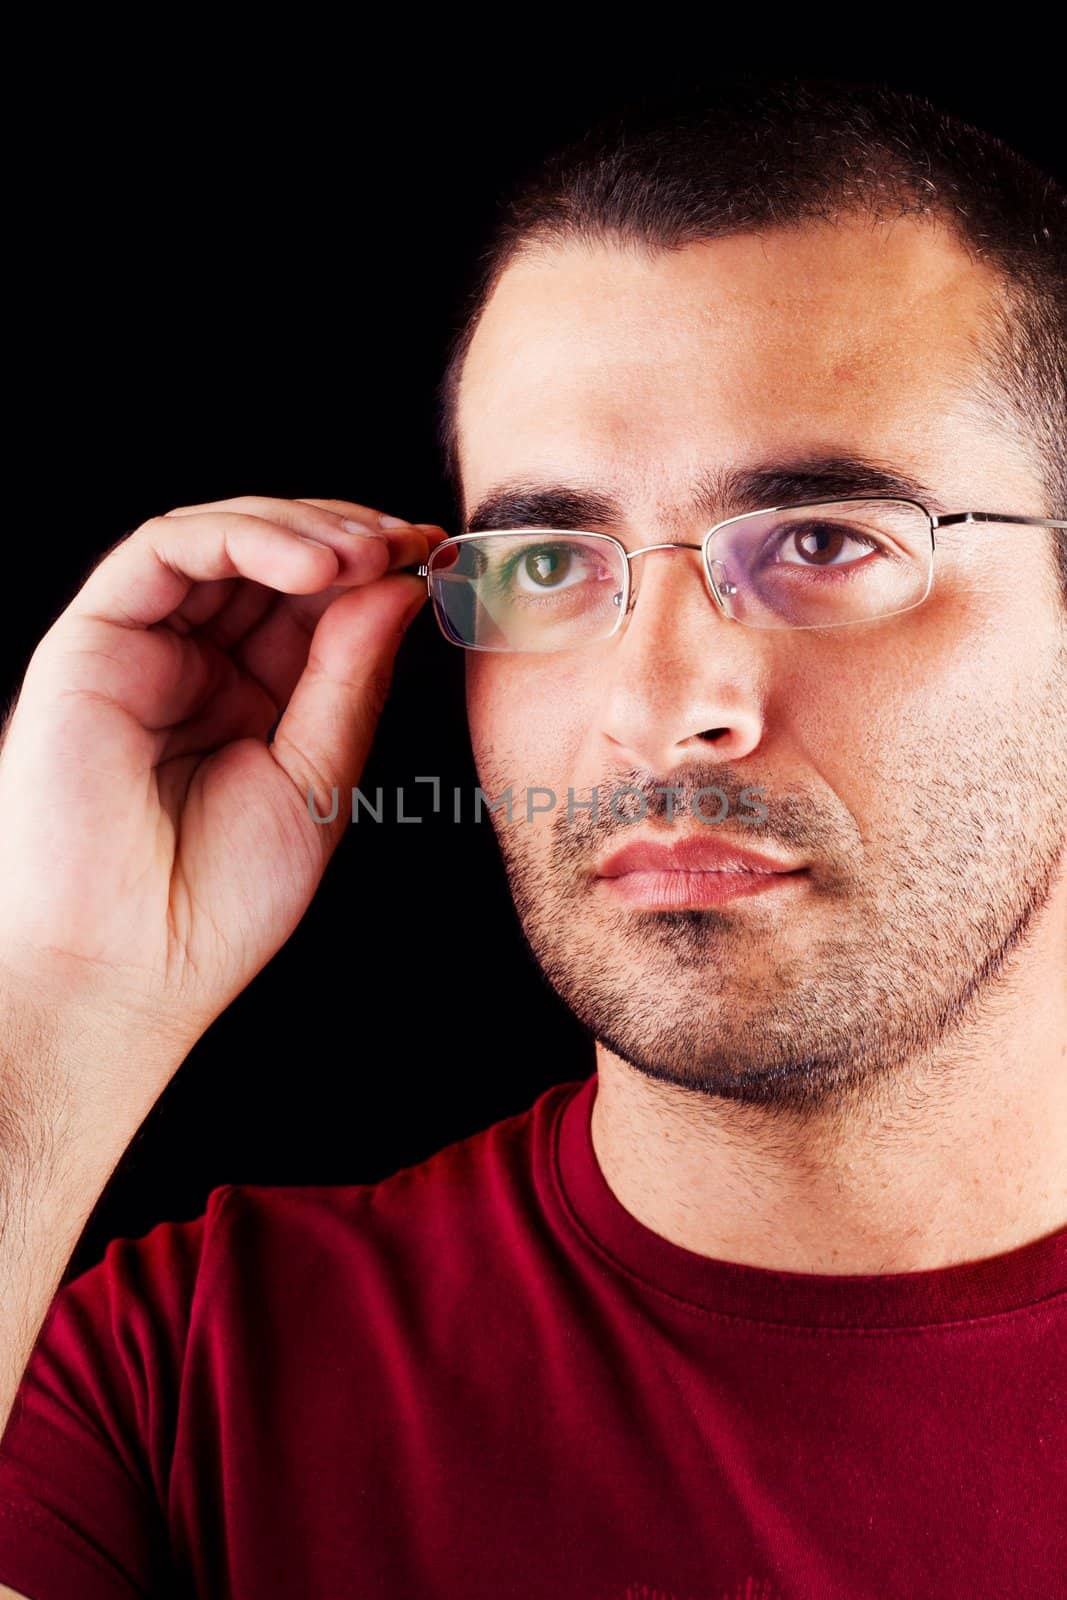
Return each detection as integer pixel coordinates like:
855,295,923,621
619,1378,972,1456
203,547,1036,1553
293,498,453,561
71,511,345,631
165,494,452,571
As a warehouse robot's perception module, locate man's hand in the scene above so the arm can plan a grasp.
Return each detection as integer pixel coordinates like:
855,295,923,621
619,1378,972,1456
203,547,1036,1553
0,494,445,1088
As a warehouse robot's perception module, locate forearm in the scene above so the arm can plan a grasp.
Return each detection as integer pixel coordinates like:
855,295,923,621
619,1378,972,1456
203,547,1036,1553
0,990,172,1439
0,1117,101,1441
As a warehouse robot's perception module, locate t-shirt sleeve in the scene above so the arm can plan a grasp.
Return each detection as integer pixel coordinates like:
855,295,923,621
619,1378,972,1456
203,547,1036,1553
0,1183,234,1600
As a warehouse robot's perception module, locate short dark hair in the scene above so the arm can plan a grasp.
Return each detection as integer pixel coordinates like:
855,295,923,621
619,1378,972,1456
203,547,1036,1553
434,73,1067,608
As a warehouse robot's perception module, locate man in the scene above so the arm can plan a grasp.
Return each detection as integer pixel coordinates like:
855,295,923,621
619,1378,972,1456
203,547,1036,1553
0,74,1064,1599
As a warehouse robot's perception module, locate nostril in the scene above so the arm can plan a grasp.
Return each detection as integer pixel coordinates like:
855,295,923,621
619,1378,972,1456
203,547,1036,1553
700,728,729,741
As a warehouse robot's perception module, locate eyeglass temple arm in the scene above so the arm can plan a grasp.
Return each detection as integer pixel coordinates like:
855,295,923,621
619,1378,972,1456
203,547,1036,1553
931,511,1067,547
933,513,1067,526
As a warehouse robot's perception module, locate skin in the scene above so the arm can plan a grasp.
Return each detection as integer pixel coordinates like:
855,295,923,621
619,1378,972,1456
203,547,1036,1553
454,214,1067,1274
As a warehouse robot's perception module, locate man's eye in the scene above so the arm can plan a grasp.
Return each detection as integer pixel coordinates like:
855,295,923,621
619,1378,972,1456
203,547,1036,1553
512,546,583,590
770,521,882,567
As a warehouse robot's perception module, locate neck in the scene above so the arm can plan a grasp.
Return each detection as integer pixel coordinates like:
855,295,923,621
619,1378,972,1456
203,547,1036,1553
590,915,1067,1275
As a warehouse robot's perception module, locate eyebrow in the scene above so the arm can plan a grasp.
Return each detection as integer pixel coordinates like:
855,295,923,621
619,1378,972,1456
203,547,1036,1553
464,452,954,535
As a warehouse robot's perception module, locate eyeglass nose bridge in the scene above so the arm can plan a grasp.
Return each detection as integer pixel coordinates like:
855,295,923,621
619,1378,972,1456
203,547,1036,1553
620,538,737,618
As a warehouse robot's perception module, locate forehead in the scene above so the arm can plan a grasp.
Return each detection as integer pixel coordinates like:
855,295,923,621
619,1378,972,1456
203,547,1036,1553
455,216,1025,525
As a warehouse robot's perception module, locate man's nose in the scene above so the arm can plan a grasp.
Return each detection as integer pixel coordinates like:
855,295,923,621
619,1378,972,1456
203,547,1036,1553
595,545,768,772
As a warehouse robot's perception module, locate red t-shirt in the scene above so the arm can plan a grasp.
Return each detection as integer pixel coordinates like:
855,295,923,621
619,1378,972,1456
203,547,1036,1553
0,1071,1064,1599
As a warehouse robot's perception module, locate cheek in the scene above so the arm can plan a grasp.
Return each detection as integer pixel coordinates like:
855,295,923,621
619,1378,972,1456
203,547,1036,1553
781,582,1027,810
466,658,592,787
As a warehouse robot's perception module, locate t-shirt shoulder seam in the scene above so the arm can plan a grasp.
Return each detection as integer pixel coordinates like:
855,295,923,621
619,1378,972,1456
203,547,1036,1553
179,1181,245,1329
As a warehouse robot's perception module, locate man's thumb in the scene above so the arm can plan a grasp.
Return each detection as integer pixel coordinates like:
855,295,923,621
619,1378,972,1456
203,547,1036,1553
268,573,426,844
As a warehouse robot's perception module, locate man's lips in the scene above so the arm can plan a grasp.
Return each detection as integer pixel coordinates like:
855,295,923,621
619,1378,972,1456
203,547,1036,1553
593,834,809,910
595,834,805,877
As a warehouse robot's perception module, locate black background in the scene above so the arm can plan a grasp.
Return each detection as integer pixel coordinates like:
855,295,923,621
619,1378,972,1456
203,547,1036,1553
8,38,1065,1281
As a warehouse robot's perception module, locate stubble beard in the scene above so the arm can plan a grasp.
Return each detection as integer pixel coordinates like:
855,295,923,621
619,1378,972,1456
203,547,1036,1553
479,656,1067,1122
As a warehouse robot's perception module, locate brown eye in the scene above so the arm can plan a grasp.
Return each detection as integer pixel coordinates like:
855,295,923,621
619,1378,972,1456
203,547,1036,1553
791,523,849,565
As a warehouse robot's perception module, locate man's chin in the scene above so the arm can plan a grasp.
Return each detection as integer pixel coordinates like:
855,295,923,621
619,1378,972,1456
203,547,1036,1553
590,1030,868,1116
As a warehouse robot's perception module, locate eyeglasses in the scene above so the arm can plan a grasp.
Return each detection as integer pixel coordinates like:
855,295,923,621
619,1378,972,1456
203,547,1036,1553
408,497,1067,653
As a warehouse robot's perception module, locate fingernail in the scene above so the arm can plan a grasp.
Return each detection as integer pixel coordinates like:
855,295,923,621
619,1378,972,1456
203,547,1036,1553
378,513,412,529
341,517,387,539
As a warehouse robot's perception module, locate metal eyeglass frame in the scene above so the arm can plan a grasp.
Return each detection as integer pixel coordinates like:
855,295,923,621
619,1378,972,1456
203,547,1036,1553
410,497,1067,649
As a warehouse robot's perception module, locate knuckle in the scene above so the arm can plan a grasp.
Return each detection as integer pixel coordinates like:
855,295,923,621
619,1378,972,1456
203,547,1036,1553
77,522,153,587
163,494,256,517
131,514,168,540
274,732,335,810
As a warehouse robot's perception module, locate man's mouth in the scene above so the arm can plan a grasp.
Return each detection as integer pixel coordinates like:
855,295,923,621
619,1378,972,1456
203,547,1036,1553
593,831,809,910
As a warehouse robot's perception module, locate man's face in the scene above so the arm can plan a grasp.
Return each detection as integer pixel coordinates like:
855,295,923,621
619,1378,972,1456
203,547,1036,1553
455,217,1067,1115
